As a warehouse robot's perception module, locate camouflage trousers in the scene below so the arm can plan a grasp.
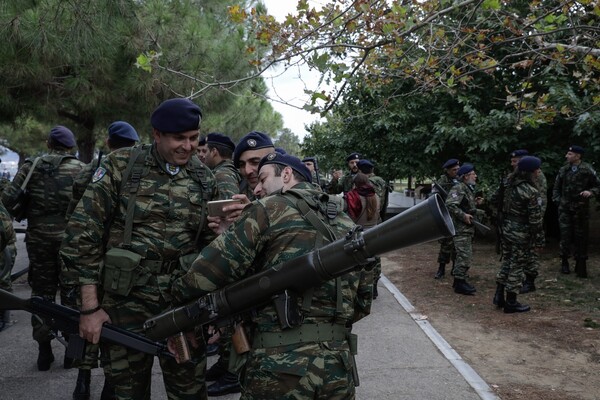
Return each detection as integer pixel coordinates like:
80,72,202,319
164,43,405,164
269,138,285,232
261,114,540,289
558,207,590,260
436,236,456,264
522,249,540,279
101,281,207,400
452,233,473,280
0,244,16,291
240,341,355,399
496,239,527,293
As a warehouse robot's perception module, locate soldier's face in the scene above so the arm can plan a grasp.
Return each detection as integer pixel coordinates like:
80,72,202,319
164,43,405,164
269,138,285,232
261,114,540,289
304,161,315,172
447,165,460,178
204,147,217,168
464,171,477,185
510,157,520,170
565,151,580,164
238,147,275,189
197,144,208,163
255,165,284,197
348,159,359,173
153,129,199,166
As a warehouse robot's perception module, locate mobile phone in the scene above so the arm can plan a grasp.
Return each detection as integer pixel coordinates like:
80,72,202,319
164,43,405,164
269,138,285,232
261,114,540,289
207,199,242,217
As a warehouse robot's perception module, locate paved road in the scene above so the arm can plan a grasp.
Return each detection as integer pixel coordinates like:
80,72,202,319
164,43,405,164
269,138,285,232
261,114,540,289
1,233,497,399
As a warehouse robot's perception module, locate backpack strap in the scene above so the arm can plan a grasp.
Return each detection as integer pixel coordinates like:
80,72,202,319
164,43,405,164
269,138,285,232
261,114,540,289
119,146,150,248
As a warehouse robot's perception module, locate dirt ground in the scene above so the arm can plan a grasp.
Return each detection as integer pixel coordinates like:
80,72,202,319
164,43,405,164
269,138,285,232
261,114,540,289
383,235,600,400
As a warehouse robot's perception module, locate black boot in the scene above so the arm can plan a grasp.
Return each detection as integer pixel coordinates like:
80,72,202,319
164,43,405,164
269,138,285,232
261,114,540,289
560,256,570,274
575,259,588,278
504,292,530,314
0,310,9,332
434,263,446,279
100,377,116,400
37,341,55,371
206,359,228,382
453,279,476,295
493,284,505,307
72,369,91,400
519,275,536,294
207,371,241,397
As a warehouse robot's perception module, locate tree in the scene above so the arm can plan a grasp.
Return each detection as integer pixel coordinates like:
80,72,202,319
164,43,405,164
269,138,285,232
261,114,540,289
273,128,301,155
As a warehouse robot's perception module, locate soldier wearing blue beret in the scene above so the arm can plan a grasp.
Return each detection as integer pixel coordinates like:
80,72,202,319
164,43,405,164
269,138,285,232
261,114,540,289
552,145,600,277
232,131,275,200
197,135,208,163
204,132,241,199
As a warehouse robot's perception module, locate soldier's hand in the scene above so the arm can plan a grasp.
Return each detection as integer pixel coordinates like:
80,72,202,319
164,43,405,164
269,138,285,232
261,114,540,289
79,308,111,344
222,194,251,222
475,196,484,205
580,190,592,198
463,213,474,225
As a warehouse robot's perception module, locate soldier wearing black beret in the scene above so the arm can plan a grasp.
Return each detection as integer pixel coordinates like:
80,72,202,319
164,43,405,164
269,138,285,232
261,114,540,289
328,152,361,195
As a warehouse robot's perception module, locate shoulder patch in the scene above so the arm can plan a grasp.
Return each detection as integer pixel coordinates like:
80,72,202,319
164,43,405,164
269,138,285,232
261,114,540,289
92,167,107,183
451,192,458,198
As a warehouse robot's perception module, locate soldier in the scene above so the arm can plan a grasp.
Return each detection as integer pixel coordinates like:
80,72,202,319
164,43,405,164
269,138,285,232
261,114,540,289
64,98,219,399
302,156,328,190
493,156,544,313
169,152,373,399
0,201,17,332
445,163,484,295
431,158,460,279
328,152,361,195
204,132,241,199
61,121,139,400
552,145,600,277
2,126,84,370
197,135,208,163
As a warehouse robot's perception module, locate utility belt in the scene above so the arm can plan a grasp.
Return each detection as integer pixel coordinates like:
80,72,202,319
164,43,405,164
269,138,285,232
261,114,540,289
27,214,66,225
252,323,349,348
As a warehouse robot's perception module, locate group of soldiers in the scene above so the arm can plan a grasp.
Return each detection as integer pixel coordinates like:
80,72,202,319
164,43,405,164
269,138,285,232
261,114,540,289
0,98,378,400
432,146,600,313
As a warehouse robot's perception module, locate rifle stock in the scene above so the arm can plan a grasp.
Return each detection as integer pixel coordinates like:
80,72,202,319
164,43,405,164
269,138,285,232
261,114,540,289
143,194,455,341
0,290,170,359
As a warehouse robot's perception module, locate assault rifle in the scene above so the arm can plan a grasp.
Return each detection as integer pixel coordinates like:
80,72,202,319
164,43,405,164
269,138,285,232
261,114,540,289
0,290,171,360
432,182,491,236
143,194,455,341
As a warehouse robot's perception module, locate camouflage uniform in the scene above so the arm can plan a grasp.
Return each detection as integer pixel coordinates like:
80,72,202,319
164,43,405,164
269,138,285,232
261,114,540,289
171,182,373,399
212,160,241,199
445,181,478,280
0,202,17,292
328,171,355,195
62,144,219,400
523,170,547,280
433,174,458,265
496,175,544,293
552,162,600,262
2,150,84,342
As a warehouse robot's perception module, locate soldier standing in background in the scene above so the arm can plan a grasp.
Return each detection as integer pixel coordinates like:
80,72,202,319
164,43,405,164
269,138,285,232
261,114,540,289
493,156,544,313
328,152,361,195
1,126,84,370
431,159,460,279
0,201,17,332
64,98,219,399
204,132,241,200
169,152,373,399
302,156,328,190
445,163,484,295
552,145,600,277
197,135,208,163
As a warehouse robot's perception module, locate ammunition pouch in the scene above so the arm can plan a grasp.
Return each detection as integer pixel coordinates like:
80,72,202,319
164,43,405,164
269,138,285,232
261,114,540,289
102,248,143,296
273,290,304,330
252,323,348,348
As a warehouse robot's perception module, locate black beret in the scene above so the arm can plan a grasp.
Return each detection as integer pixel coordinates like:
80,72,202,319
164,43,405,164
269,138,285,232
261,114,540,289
258,152,312,183
49,125,76,148
510,149,529,158
233,131,274,168
206,132,235,151
457,163,474,177
108,121,139,142
275,147,287,155
346,152,361,162
517,156,541,172
569,145,585,154
302,157,316,163
442,158,460,169
198,135,207,146
357,159,374,173
150,98,202,133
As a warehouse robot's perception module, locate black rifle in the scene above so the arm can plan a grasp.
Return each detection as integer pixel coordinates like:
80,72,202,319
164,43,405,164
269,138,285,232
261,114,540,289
0,290,171,360
432,182,491,236
143,194,455,341
312,157,322,187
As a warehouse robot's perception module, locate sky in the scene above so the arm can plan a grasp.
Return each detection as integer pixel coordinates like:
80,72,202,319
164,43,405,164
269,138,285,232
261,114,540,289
261,0,324,141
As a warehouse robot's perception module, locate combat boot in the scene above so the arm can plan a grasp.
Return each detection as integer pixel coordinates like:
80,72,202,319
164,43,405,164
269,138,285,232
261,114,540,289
519,275,536,294
100,377,116,400
206,359,228,382
575,259,588,278
493,284,505,307
37,341,55,371
434,263,445,279
207,371,241,397
453,279,476,295
0,310,9,332
560,256,570,274
72,369,91,400
503,292,530,314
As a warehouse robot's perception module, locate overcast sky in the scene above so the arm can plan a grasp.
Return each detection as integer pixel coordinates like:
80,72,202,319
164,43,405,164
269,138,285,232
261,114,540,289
261,0,324,141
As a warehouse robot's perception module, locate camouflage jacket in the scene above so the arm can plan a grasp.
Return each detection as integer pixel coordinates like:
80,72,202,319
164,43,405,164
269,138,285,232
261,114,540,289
328,171,355,195
434,174,458,196
368,175,387,204
171,182,373,332
445,181,477,235
2,150,84,233
552,162,600,210
66,160,98,220
0,202,16,251
63,144,219,286
502,177,544,247
212,160,241,199
533,170,548,215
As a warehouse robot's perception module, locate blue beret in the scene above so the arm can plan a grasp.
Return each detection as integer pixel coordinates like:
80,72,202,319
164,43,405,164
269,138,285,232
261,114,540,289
569,145,585,154
233,131,274,168
346,152,361,162
198,135,207,145
517,156,541,172
275,147,287,155
457,163,474,177
442,158,460,169
49,125,76,148
258,152,312,184
150,98,202,133
510,149,529,158
357,159,374,173
206,132,235,151
108,121,139,142
302,157,316,163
